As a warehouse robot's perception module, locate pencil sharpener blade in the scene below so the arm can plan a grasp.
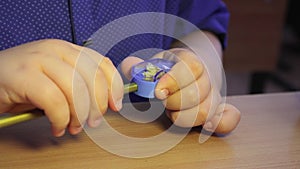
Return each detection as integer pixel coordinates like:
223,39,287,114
131,58,175,98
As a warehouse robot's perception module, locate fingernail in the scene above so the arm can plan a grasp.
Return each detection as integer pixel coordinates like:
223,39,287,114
159,89,169,99
115,99,123,111
203,122,213,131
92,118,102,127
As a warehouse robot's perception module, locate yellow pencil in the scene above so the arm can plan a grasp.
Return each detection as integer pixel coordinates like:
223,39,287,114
0,83,138,128
0,110,44,128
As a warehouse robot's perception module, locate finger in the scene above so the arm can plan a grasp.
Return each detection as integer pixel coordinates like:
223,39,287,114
25,73,70,137
53,43,109,127
99,57,124,112
166,89,221,127
164,69,211,110
203,103,241,134
52,43,108,127
73,48,108,127
120,56,144,80
151,48,191,61
76,48,125,112
155,49,204,99
42,57,90,135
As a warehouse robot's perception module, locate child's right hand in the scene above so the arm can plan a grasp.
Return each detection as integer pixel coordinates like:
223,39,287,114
0,39,124,137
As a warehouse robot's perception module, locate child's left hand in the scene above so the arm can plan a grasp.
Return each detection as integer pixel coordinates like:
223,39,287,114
121,48,241,134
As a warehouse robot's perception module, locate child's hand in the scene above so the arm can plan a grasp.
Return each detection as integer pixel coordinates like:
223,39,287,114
0,39,124,137
121,48,240,134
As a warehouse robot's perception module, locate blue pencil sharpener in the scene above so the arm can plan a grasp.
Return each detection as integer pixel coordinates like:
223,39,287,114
131,58,175,98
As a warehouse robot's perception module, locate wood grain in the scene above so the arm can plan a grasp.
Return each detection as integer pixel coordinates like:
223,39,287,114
0,92,300,169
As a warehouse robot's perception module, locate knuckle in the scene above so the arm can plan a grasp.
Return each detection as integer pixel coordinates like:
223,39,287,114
39,39,73,52
45,39,66,45
39,39,63,46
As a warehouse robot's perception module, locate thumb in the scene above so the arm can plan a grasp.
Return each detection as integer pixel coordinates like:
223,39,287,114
205,103,241,134
120,56,144,80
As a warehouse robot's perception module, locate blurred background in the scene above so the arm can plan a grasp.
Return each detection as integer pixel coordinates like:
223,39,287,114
222,0,300,96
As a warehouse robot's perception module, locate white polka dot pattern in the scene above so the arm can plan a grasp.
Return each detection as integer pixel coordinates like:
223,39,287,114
71,0,166,65
0,0,230,66
0,0,72,50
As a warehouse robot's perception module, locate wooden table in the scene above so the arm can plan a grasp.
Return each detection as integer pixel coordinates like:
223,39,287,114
0,92,300,169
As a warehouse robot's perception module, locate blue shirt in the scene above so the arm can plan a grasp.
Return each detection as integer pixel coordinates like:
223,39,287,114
0,0,229,65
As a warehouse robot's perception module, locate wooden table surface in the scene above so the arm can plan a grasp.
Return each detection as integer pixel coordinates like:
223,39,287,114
0,92,300,169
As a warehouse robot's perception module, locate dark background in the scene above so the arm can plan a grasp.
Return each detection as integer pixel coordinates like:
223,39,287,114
225,0,300,95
